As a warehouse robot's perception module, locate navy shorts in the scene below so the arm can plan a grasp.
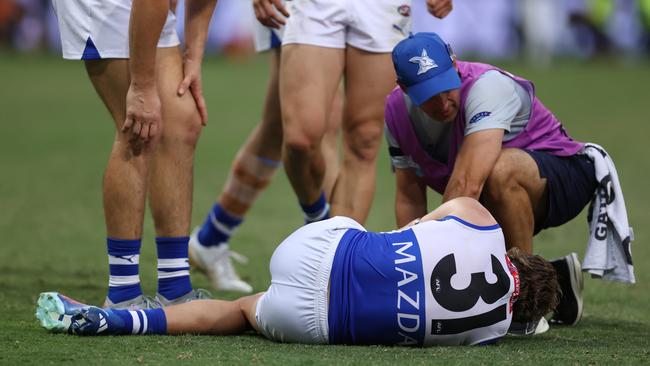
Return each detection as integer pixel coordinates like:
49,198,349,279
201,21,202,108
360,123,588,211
525,150,598,234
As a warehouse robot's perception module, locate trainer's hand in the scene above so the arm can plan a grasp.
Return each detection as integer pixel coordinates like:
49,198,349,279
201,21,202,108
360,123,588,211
426,0,453,19
178,57,208,125
123,83,162,141
253,0,289,29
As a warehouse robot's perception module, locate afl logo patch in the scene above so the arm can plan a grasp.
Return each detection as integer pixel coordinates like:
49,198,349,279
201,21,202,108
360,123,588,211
398,4,411,17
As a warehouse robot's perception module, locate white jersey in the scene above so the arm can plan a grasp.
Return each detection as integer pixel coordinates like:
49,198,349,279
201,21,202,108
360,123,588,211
51,0,179,60
327,216,518,346
412,217,518,345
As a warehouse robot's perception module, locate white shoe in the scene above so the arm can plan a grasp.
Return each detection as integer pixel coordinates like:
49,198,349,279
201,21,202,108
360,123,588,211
508,317,550,336
189,227,253,293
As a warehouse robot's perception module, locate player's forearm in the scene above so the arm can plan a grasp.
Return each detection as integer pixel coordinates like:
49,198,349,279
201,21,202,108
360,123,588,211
442,175,484,202
184,0,218,62
128,0,169,87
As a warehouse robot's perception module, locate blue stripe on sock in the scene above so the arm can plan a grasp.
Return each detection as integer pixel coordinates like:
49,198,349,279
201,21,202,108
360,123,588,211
157,277,192,301
143,308,167,335
107,238,142,304
258,156,282,167
105,308,167,335
109,264,140,276
157,267,190,273
108,284,142,305
300,192,327,215
105,308,133,335
156,237,192,301
197,204,243,247
107,238,141,256
155,237,189,259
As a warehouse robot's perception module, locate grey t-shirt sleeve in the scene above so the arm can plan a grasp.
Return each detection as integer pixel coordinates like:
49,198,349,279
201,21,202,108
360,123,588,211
463,70,522,136
384,122,423,174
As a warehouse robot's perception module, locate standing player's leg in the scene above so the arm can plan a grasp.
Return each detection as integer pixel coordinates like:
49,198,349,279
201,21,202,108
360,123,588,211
280,44,345,223
84,59,150,308
191,43,343,292
146,46,205,305
329,47,396,223
321,86,343,196
190,49,284,293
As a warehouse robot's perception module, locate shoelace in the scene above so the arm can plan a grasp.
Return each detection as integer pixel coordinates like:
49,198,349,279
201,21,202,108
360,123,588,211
138,295,163,309
229,250,249,265
213,248,248,279
192,288,213,300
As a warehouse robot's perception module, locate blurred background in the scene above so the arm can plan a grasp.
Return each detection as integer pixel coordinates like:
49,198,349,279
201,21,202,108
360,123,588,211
1,0,650,64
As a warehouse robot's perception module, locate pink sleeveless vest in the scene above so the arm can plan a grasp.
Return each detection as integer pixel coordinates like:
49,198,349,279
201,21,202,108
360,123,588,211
385,61,584,194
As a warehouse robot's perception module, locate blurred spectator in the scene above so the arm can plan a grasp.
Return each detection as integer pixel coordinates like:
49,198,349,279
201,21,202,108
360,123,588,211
412,0,519,60
519,0,571,66
0,0,21,48
0,0,647,61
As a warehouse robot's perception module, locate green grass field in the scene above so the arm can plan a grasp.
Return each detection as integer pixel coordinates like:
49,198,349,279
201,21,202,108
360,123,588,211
0,54,649,365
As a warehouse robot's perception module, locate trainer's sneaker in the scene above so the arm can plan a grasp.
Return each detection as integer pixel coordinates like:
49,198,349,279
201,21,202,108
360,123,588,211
549,252,584,326
189,227,253,293
508,317,550,336
154,288,212,307
103,295,161,310
36,292,123,336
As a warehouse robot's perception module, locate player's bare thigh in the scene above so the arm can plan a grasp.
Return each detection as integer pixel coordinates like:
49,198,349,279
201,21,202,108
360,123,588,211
84,59,130,130
238,292,264,333
280,44,344,143
83,47,201,137
342,46,395,156
153,46,202,141
250,48,283,158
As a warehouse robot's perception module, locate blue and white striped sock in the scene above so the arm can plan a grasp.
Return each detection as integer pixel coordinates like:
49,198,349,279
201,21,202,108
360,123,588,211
104,308,167,335
156,237,193,301
107,238,143,304
301,192,330,224
197,204,243,247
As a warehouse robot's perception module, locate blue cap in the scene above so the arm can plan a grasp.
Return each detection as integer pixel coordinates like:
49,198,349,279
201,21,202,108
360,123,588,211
392,32,461,106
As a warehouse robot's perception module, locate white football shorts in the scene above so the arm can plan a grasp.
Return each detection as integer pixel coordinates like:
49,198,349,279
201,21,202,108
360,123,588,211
282,0,412,52
253,21,284,53
51,0,179,60
252,0,285,53
255,216,365,344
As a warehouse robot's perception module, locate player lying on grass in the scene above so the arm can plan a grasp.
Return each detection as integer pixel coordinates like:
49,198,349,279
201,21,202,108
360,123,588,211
36,198,558,346
386,32,596,326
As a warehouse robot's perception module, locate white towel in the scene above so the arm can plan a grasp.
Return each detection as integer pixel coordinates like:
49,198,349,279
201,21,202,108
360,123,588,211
581,143,635,284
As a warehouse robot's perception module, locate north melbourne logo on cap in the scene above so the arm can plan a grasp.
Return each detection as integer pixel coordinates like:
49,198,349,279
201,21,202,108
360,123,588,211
409,49,438,76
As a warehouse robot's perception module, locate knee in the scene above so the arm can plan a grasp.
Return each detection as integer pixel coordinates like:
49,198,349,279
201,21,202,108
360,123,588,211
283,128,321,157
344,120,383,162
162,110,203,149
484,150,521,201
